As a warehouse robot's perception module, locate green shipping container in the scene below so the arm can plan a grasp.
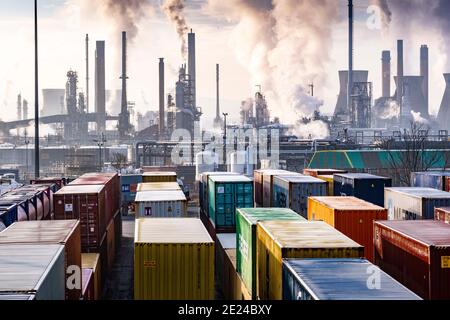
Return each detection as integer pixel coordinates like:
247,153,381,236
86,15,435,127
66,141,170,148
208,175,253,232
236,208,305,298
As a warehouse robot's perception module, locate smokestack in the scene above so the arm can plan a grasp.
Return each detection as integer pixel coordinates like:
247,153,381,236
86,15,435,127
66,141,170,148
397,39,404,106
119,31,130,138
382,50,391,98
420,45,429,113
86,34,89,113
216,64,220,120
17,94,22,121
347,0,353,121
159,58,165,138
95,41,106,133
188,29,196,108
23,99,28,120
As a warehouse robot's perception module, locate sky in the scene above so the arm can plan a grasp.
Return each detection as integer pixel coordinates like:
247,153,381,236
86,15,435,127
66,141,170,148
0,0,448,129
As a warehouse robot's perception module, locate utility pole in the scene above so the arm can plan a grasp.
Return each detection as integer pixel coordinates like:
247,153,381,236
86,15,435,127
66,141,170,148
34,0,40,178
24,129,30,180
223,112,228,167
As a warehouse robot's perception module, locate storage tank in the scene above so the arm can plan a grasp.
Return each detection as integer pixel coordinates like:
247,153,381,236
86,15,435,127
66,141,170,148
195,151,219,181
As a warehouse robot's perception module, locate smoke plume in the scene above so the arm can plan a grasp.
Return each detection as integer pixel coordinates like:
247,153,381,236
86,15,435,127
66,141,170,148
207,0,338,139
162,0,189,59
378,100,400,120
371,0,391,30
411,110,429,124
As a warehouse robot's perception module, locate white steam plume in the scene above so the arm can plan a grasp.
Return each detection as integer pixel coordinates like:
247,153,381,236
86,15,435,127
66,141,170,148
411,110,429,124
162,0,190,59
379,100,400,120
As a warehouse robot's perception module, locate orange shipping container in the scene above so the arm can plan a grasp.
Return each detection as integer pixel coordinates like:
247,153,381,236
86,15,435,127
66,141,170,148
308,196,387,262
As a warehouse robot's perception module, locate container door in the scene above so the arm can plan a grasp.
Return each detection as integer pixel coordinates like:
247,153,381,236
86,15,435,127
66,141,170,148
216,183,233,227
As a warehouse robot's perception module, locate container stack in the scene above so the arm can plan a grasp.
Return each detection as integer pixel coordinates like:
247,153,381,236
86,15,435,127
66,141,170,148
199,172,239,218
120,173,142,215
261,170,302,207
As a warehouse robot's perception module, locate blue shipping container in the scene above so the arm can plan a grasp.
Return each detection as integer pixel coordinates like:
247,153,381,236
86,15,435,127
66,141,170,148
282,259,421,300
120,174,142,214
333,173,392,207
410,171,450,191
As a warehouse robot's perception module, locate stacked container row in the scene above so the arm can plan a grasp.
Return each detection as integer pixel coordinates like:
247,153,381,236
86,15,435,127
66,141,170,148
120,174,142,215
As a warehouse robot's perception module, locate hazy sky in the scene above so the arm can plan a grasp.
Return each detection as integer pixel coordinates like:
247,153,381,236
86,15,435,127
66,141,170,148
0,0,448,128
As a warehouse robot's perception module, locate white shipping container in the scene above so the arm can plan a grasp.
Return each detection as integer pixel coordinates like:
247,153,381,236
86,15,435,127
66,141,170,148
0,244,65,300
135,190,187,218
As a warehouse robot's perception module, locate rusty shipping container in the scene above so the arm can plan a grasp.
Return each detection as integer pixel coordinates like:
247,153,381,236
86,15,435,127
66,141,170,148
82,253,102,300
53,184,107,248
303,168,347,177
0,220,82,300
257,220,364,300
262,170,301,207
308,196,388,262
435,207,450,224
374,220,450,300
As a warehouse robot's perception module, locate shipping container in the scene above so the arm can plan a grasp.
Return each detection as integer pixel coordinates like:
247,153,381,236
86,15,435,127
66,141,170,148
135,190,187,218
262,170,301,207
257,220,364,300
0,203,18,229
53,184,107,248
374,220,450,300
82,253,101,300
0,220,82,300
70,173,120,225
0,244,65,300
303,168,348,177
273,175,327,218
83,233,108,290
282,258,421,300
411,171,450,191
120,174,142,215
333,173,392,207
254,170,293,207
0,294,36,300
385,187,450,220
142,171,177,183
137,182,181,192
435,207,450,224
208,175,253,232
199,172,239,217
316,175,334,196
134,218,214,300
236,208,305,298
106,219,115,273
31,177,65,189
81,268,95,300
308,197,387,262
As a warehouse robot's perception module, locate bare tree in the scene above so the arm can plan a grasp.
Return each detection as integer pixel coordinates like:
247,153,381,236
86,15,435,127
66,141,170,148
380,122,450,186
111,152,128,171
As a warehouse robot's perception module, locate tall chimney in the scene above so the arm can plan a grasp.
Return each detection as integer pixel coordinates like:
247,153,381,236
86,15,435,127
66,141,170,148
216,63,220,120
119,31,130,138
85,34,89,113
397,39,404,107
17,94,22,121
95,41,106,133
23,99,28,120
347,0,353,122
382,50,391,98
420,44,429,113
159,58,165,138
188,29,196,108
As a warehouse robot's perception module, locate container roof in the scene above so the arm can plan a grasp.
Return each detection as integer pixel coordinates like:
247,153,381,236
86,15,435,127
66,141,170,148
283,259,421,300
55,184,104,194
262,170,301,177
275,175,326,184
216,233,236,249
413,171,450,177
142,171,177,177
135,190,186,202
0,220,78,244
258,220,362,249
376,220,450,246
304,169,347,174
135,218,213,243
334,173,390,180
137,182,181,192
0,244,65,292
238,208,305,224
385,187,450,199
309,197,386,210
209,175,252,183
256,169,291,175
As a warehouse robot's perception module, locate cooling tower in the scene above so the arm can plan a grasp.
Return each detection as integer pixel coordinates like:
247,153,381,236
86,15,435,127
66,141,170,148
333,70,369,118
394,75,429,119
438,74,450,131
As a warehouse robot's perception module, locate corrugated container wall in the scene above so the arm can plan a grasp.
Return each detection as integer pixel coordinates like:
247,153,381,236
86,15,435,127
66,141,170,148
316,175,334,196
236,208,305,298
120,174,142,214
0,220,82,300
282,259,421,300
411,171,450,191
435,207,450,224
208,175,253,232
374,220,450,299
308,197,388,262
273,175,327,218
333,173,392,207
142,172,177,183
303,169,348,177
385,187,450,220
262,170,300,207
257,220,364,300
0,244,65,300
135,190,187,217
199,172,239,217
134,218,214,300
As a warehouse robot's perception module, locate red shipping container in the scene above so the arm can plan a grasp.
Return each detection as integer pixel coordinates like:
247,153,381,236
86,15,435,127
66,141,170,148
445,176,450,192
53,185,107,248
81,268,95,300
435,207,450,224
253,170,264,207
374,220,450,300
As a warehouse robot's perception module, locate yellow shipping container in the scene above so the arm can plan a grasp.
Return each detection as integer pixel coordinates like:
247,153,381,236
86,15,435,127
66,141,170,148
81,253,101,300
142,172,177,183
137,182,181,192
134,218,214,300
317,175,334,196
256,220,364,300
